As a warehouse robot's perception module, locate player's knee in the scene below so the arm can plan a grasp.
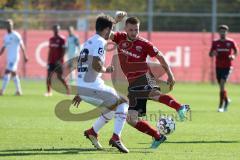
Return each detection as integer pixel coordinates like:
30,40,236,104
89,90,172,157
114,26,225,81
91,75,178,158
116,102,128,114
117,96,128,105
115,103,128,121
149,90,161,101
57,74,62,79
11,72,16,77
127,116,138,127
127,110,139,126
101,110,115,122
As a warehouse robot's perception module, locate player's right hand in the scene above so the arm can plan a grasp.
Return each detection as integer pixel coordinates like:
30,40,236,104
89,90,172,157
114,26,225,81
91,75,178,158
229,54,235,60
72,95,82,108
115,11,127,23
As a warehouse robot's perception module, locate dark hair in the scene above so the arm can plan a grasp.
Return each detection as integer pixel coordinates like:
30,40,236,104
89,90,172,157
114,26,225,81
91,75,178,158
53,24,60,30
126,17,140,25
218,24,229,31
95,14,115,32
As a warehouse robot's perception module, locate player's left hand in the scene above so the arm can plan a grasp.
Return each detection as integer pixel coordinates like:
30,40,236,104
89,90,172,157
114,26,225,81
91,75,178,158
115,11,127,23
106,66,114,73
72,95,82,108
229,55,235,60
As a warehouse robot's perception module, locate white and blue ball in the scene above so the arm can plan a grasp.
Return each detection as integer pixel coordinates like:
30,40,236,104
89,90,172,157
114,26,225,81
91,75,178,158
157,116,175,135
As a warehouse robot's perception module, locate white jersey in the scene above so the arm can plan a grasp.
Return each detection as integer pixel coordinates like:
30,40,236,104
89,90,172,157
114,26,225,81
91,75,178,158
66,35,80,60
3,31,23,63
77,34,106,87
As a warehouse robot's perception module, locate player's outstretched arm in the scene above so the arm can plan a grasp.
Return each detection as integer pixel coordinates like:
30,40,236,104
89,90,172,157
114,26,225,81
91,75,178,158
115,11,127,24
109,11,127,40
155,51,175,89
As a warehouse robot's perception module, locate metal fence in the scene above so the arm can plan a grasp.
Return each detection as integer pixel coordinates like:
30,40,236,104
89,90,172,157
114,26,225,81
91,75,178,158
0,0,240,34
0,0,240,82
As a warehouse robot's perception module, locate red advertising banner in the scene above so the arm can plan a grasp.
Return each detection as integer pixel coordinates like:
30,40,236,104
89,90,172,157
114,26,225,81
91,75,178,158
0,30,239,82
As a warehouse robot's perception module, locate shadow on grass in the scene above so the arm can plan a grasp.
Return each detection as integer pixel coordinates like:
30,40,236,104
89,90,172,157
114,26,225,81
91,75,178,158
0,147,153,157
138,140,240,145
0,148,97,157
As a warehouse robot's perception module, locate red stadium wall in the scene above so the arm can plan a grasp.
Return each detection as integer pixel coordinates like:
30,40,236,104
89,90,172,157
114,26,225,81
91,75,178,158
0,30,240,82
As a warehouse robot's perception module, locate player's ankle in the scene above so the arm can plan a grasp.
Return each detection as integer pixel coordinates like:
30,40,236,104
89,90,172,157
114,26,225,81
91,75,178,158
88,127,98,137
154,133,161,141
111,133,120,141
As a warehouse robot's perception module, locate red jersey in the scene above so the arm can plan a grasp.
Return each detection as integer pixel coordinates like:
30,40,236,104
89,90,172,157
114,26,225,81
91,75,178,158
113,32,159,81
48,35,65,64
210,38,238,68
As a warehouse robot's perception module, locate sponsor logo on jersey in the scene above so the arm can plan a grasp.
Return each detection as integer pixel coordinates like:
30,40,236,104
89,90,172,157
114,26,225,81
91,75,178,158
88,40,92,44
136,46,142,52
217,48,230,52
50,43,60,47
120,49,140,58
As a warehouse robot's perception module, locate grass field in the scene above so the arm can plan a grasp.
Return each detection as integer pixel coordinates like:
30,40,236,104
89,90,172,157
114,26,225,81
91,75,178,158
0,80,240,160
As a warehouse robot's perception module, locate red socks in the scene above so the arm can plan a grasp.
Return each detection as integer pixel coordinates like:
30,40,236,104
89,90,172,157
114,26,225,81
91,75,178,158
135,120,160,140
159,95,181,111
111,133,120,141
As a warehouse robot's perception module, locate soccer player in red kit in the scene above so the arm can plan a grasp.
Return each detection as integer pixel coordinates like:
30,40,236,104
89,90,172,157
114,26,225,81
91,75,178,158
209,25,238,112
108,16,190,148
45,24,69,96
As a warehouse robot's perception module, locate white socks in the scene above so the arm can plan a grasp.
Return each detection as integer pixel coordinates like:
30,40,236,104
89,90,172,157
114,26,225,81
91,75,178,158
92,102,129,137
93,110,115,133
1,74,10,93
114,103,128,137
13,75,22,93
1,74,22,94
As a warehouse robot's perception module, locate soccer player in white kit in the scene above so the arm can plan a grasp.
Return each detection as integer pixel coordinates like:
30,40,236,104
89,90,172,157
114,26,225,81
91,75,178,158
66,26,80,83
72,13,129,153
0,19,28,96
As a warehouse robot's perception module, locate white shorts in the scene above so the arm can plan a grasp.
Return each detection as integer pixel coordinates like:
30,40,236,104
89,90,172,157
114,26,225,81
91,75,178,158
78,83,120,108
6,61,18,72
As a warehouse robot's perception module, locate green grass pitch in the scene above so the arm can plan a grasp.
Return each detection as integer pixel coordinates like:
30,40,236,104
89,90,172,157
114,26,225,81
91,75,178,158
0,80,240,160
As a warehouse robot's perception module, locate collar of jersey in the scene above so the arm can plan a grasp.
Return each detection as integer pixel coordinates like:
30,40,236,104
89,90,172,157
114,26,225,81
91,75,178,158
126,35,139,42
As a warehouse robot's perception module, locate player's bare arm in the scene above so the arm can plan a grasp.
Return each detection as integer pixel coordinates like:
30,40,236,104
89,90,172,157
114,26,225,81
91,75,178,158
155,51,175,89
72,57,114,107
0,46,5,56
92,56,114,73
20,43,28,62
229,47,238,60
109,11,127,40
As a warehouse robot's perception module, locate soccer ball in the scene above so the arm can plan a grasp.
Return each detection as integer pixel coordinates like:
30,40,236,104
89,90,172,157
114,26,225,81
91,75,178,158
157,116,175,135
